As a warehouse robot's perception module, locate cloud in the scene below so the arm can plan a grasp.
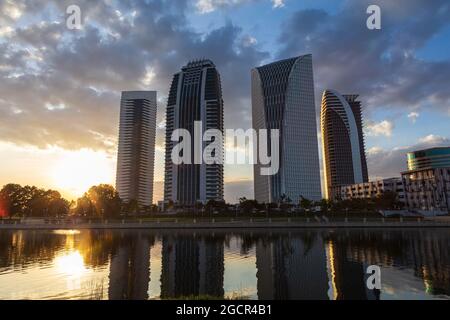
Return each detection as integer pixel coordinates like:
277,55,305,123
407,112,419,123
242,35,257,47
367,134,450,178
278,0,450,115
418,134,448,144
365,120,394,137
0,0,268,154
272,0,285,8
195,0,284,13
195,0,252,13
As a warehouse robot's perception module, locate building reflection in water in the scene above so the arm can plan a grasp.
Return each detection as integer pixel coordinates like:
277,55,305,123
160,234,224,299
326,238,380,300
256,232,329,300
108,232,153,300
0,229,449,300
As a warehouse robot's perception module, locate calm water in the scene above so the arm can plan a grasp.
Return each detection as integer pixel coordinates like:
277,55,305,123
0,229,449,300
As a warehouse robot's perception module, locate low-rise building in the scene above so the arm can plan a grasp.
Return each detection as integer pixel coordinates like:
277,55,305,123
334,177,406,203
402,147,450,213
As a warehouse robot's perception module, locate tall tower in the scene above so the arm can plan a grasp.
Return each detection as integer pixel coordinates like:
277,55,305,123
321,90,368,200
252,55,322,203
164,60,224,206
116,91,157,207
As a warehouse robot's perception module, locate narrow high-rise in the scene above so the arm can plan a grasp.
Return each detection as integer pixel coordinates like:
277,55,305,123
164,60,224,206
252,55,322,203
116,91,157,207
321,90,368,200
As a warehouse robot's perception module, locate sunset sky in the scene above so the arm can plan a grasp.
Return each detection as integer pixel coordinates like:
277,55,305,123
0,0,449,203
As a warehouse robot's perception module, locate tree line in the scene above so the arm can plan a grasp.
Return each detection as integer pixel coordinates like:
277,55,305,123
0,183,157,218
237,191,403,214
0,183,403,218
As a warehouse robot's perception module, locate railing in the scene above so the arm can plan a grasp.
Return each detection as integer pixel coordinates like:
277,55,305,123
1,215,447,227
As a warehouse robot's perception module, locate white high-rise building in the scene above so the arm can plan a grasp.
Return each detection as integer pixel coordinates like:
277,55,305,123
252,55,322,203
116,91,157,207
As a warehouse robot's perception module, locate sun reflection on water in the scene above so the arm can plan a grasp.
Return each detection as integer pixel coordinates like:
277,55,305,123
55,251,87,277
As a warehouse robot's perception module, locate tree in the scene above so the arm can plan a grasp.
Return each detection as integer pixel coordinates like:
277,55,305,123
239,197,259,214
0,184,70,217
123,199,139,216
75,184,121,217
375,191,402,210
299,196,313,212
0,184,27,216
317,199,331,214
75,194,94,216
206,200,227,214
279,194,293,212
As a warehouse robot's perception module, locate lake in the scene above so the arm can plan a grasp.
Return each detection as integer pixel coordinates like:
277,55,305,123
0,228,449,300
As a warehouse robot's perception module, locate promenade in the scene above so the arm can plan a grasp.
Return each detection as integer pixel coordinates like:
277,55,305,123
1,217,449,230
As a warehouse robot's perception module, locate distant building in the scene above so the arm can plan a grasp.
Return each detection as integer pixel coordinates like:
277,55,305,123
407,147,450,171
116,91,157,207
402,147,450,213
335,177,405,203
252,55,322,203
164,60,224,206
321,90,368,200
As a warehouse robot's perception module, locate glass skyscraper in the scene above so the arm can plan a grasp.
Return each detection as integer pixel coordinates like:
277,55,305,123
320,90,368,200
252,55,322,203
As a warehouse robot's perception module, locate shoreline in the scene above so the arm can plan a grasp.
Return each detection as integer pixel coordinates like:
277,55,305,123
1,220,449,230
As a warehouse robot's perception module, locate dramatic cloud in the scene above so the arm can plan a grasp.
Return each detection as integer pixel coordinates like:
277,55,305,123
365,120,394,137
367,134,450,179
0,0,268,154
278,0,450,116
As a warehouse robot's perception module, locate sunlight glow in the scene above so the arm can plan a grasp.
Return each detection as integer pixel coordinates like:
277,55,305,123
51,149,114,197
55,251,87,277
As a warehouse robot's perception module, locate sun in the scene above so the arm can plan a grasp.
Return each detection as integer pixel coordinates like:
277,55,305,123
51,149,115,197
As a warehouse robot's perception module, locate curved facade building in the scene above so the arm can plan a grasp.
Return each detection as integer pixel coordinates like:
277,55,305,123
164,59,224,206
407,147,450,171
252,55,322,203
321,90,368,200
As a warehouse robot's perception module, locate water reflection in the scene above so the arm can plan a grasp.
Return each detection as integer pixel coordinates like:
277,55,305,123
108,232,153,300
161,235,224,299
0,229,448,300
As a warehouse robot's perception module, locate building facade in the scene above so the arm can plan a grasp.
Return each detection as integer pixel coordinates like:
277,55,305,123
321,90,368,200
116,91,157,207
336,177,405,203
407,147,450,171
402,147,450,213
164,60,224,206
252,55,322,203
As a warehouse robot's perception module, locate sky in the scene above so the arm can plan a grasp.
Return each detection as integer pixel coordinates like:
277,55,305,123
0,0,449,204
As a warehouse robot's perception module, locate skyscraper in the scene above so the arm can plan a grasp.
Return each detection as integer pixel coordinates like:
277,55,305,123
164,59,224,206
321,90,368,200
252,55,322,203
116,91,157,207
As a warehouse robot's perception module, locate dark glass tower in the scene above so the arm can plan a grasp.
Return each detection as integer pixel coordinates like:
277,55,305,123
164,60,224,206
321,90,369,200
